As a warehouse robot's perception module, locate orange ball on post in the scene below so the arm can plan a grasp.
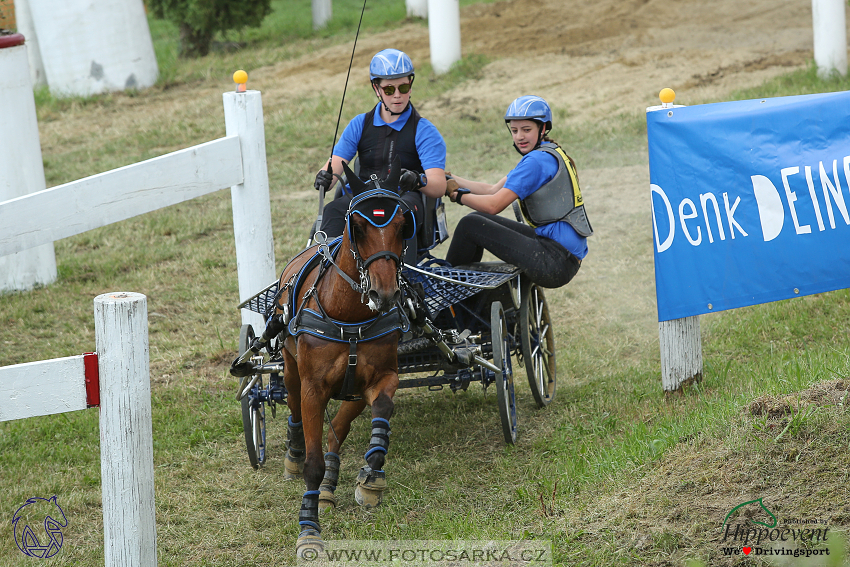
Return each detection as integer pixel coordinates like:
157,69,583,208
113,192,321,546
233,70,248,93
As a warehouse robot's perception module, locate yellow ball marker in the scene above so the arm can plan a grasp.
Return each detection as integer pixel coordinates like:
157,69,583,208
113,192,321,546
233,70,248,93
659,87,675,106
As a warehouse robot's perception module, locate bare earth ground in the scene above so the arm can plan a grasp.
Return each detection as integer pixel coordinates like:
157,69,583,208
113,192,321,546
54,0,820,361
24,1,844,563
95,0,816,375
39,0,822,368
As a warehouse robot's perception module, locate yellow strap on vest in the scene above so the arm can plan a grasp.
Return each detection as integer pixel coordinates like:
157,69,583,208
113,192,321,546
553,146,583,208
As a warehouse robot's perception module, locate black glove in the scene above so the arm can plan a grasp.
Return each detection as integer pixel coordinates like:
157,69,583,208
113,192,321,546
314,169,333,192
399,169,422,193
454,188,471,205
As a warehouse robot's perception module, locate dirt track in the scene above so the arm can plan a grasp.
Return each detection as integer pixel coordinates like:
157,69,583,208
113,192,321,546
257,0,816,128
38,0,827,377
253,0,826,375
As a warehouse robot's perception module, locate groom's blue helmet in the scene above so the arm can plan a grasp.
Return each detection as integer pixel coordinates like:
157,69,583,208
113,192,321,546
504,95,552,133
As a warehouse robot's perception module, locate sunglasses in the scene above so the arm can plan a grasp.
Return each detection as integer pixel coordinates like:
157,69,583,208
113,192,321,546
380,83,412,96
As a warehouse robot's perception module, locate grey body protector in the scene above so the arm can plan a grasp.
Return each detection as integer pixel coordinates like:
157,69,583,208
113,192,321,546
518,142,593,237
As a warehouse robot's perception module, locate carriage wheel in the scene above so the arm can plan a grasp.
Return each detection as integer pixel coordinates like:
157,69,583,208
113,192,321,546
491,302,517,444
520,283,557,408
239,324,267,469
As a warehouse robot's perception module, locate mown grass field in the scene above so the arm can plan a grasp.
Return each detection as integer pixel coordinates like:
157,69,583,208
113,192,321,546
3,1,850,565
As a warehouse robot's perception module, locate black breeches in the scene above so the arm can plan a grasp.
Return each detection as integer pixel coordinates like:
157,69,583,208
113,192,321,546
444,212,581,288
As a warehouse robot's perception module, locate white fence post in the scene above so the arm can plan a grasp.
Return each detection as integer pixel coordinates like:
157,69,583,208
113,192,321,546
223,89,276,332
428,0,461,74
659,316,703,392
12,0,48,88
812,0,847,78
26,0,158,96
0,33,57,292
94,292,156,567
407,0,427,19
312,0,332,30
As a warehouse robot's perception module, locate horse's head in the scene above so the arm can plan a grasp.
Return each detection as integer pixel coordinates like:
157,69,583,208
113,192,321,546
342,158,416,313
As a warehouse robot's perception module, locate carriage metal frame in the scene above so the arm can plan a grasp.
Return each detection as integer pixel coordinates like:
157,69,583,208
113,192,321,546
233,193,556,469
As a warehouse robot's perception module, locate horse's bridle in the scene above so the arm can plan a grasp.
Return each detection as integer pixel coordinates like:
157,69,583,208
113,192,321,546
314,181,414,304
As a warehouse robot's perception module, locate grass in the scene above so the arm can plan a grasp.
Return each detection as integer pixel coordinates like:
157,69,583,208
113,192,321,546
145,0,499,86
2,4,850,566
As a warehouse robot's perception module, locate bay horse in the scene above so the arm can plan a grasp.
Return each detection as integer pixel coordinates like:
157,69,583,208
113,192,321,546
268,159,415,557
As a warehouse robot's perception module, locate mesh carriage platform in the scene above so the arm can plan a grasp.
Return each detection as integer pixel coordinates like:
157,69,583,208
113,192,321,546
402,263,519,315
238,263,520,318
238,280,280,318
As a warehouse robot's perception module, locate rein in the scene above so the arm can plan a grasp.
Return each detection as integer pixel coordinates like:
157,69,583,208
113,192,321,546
314,0,369,239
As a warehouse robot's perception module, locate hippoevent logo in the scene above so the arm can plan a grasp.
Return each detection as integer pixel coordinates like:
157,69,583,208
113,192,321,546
11,496,68,558
720,498,831,559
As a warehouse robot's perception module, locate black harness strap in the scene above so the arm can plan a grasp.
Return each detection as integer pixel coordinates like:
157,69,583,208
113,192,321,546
343,339,359,400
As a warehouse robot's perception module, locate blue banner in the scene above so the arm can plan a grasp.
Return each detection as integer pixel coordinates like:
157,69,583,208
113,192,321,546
648,91,850,321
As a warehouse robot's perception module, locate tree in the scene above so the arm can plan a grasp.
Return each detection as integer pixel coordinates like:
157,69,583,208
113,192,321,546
148,0,272,58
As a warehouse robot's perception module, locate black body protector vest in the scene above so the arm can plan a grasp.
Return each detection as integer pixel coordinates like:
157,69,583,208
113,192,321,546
357,105,424,181
519,142,593,237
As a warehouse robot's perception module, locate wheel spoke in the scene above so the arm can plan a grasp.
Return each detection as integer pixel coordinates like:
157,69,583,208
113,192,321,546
541,357,552,382
251,409,260,452
521,285,556,408
534,355,544,394
534,295,543,328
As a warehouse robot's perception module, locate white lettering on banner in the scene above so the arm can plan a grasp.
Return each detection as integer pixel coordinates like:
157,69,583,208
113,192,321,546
654,151,850,251
804,166,826,231
700,192,725,243
679,198,701,245
781,167,811,235
652,184,746,251
723,192,748,239
750,158,850,242
821,160,849,228
651,184,675,253
751,175,784,241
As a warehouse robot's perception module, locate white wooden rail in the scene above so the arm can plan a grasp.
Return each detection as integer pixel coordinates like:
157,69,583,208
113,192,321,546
0,292,156,567
0,88,276,332
0,136,242,257
0,353,98,421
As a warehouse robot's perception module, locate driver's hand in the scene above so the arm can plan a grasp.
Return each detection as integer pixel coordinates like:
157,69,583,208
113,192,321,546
399,169,422,193
314,169,334,192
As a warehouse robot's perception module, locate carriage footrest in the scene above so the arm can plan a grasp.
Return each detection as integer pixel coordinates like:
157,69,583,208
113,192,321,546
398,337,432,356
454,262,521,275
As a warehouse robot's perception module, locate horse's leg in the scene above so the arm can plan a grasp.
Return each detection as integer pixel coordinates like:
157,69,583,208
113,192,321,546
355,371,398,509
282,345,305,480
295,383,331,558
318,399,366,512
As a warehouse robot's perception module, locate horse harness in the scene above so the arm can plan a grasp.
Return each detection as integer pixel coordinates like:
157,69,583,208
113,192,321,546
270,184,415,401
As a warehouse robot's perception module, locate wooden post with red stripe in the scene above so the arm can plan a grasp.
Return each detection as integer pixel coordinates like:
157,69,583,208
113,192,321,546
94,291,156,567
0,291,156,565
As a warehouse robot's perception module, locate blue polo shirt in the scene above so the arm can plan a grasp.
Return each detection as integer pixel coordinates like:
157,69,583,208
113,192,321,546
333,103,447,171
505,149,588,260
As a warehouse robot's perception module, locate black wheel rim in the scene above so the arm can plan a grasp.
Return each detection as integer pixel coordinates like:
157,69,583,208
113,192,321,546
239,324,266,469
521,284,556,407
492,302,517,444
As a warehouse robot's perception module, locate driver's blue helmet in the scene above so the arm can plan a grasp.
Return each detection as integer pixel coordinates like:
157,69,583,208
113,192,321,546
370,49,415,81
504,95,552,133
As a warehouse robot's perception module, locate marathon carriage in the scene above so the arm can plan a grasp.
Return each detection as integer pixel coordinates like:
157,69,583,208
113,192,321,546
231,183,557,470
